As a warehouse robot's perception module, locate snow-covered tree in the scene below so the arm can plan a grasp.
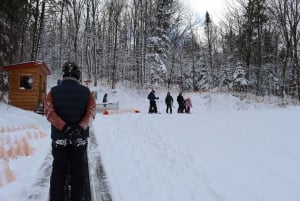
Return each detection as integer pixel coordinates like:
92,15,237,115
232,63,248,92
145,0,175,85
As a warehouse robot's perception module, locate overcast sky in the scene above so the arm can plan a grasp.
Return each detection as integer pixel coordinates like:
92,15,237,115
184,0,230,24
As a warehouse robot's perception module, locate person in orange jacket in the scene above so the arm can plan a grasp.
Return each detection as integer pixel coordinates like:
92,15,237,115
44,61,96,201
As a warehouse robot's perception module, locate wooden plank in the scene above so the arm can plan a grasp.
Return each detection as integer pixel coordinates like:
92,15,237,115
9,88,37,93
12,101,37,105
12,104,37,111
11,102,37,109
10,99,37,103
13,104,36,108
10,97,38,106
10,95,37,100
11,96,38,101
9,90,37,94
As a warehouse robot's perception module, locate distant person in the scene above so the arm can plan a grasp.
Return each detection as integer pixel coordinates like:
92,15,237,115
102,93,108,107
177,92,185,113
165,92,173,114
44,61,96,201
147,89,159,113
185,97,192,113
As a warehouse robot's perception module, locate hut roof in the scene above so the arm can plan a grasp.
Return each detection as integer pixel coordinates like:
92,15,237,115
3,61,51,75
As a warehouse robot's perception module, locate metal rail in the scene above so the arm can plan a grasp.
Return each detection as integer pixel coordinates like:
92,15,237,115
87,128,112,201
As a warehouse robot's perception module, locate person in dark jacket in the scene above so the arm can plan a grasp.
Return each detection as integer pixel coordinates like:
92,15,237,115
102,93,108,107
44,61,96,201
165,92,173,113
177,92,185,113
147,89,159,113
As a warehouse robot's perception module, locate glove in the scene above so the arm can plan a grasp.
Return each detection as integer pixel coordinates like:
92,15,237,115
62,124,83,141
62,124,73,135
156,97,159,99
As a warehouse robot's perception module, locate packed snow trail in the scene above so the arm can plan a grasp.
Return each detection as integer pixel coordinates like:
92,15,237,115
94,113,226,201
94,109,300,201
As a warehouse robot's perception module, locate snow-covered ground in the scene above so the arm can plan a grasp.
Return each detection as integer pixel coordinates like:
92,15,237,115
0,86,300,201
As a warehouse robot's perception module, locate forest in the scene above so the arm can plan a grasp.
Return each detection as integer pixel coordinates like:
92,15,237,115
0,0,300,101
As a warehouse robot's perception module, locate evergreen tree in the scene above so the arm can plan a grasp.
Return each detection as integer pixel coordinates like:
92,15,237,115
146,0,175,85
232,63,248,92
0,0,29,65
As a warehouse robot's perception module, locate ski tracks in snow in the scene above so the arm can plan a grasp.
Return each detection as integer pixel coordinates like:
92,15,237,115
141,115,226,201
95,114,226,201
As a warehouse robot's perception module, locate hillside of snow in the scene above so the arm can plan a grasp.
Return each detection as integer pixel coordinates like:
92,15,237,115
0,87,300,201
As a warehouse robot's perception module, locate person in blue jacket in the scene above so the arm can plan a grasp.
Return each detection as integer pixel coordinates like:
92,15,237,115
147,89,159,113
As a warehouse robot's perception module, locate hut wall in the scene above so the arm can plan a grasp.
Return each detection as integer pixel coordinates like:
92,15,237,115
7,67,39,110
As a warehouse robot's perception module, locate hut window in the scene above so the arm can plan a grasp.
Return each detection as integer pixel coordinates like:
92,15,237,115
19,75,34,89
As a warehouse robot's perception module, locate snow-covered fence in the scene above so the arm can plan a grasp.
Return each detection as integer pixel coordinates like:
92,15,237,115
96,102,119,113
102,109,140,115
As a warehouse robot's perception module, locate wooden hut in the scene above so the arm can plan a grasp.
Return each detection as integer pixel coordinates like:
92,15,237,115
3,61,51,112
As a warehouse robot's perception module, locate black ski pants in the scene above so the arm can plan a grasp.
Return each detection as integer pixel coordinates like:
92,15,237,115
49,141,87,201
166,104,172,113
149,100,158,113
178,102,185,113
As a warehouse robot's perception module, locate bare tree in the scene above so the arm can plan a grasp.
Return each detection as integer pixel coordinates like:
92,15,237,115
269,0,300,99
31,0,46,61
65,0,85,63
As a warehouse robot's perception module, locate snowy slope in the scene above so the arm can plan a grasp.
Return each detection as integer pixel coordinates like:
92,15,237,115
0,89,300,201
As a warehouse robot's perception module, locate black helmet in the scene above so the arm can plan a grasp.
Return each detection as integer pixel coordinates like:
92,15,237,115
62,61,81,80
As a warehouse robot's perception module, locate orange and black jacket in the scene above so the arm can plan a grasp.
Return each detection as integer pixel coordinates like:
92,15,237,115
44,79,96,140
